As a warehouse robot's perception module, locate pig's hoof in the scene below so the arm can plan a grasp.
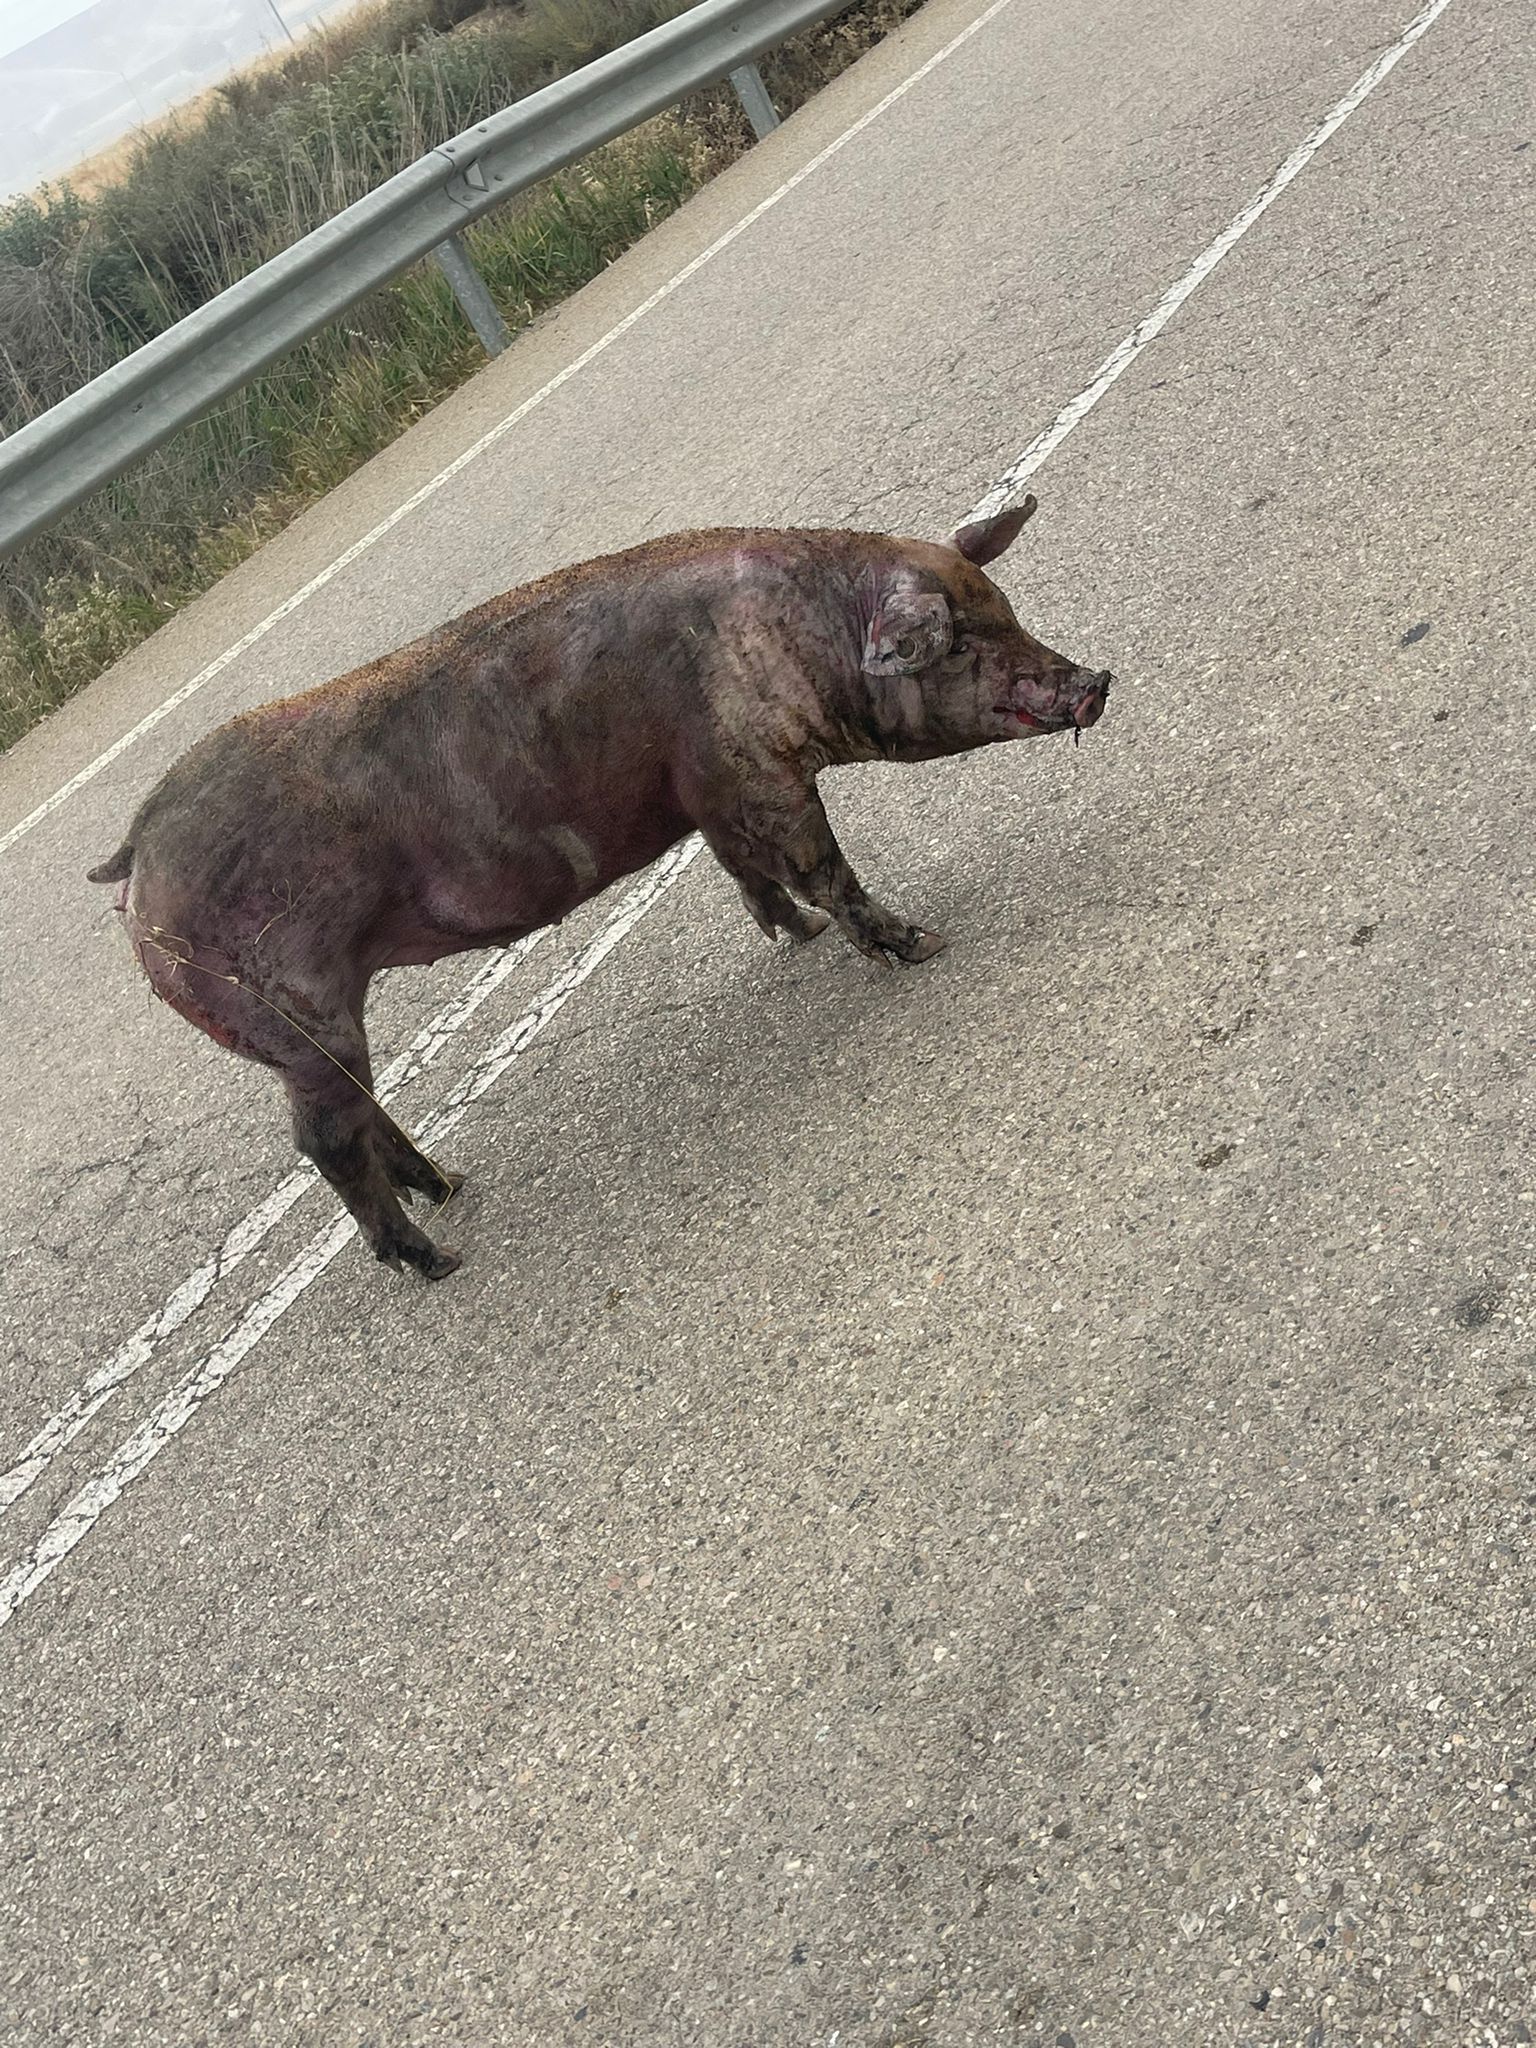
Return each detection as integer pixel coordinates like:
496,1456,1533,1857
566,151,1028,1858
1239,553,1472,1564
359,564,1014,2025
890,926,947,965
378,1234,462,1281
401,1240,461,1282
788,908,832,942
390,1153,464,1201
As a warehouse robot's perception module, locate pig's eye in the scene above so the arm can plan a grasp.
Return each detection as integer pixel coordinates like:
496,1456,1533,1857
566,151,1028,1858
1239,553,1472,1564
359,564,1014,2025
894,634,920,663
941,640,976,673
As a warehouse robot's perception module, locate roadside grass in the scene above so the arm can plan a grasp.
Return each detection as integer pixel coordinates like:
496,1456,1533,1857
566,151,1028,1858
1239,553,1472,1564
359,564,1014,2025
0,0,923,751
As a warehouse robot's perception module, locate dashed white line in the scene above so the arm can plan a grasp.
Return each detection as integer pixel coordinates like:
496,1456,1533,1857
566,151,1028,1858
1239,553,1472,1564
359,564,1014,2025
0,840,700,1627
0,926,548,1516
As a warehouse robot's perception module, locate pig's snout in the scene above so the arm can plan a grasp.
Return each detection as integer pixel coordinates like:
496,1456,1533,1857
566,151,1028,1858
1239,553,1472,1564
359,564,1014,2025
997,662,1113,737
1071,668,1112,730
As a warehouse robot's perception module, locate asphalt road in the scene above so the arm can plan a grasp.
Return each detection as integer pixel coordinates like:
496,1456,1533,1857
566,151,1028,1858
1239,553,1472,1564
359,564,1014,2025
1,0,1532,2041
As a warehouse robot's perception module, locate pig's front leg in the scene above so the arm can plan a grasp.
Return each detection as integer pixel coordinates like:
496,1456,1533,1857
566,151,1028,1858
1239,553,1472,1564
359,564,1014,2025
731,867,832,946
714,790,945,966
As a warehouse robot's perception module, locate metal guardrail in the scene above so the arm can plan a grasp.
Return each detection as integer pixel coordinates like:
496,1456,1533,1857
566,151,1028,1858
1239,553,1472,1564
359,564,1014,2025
0,0,839,559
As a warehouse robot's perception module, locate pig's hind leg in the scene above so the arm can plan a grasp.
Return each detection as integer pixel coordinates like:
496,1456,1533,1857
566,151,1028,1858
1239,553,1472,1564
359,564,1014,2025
331,980,464,1216
378,1123,465,1204
283,1031,461,1282
131,908,460,1277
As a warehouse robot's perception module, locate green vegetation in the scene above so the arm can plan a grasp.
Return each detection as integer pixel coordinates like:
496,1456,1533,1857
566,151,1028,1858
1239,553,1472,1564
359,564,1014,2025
0,0,921,748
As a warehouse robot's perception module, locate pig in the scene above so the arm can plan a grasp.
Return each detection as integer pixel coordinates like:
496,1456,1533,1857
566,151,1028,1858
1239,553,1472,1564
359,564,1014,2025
88,498,1111,1280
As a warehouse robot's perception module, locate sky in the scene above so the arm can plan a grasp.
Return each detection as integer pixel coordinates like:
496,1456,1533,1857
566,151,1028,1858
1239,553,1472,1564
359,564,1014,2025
2,0,115,61
0,0,354,196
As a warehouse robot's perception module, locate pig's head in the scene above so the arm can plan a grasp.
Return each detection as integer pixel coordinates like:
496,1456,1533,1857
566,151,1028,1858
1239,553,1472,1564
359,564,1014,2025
856,496,1111,760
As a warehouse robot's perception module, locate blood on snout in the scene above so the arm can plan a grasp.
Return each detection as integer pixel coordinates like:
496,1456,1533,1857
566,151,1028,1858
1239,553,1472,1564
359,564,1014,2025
1072,674,1111,729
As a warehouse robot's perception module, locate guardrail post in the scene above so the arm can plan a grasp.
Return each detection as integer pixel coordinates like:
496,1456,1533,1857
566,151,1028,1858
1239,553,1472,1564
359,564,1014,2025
729,62,780,138
431,233,511,356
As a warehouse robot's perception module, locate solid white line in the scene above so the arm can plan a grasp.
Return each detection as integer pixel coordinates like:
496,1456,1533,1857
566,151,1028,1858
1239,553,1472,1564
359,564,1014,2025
0,927,548,1516
0,0,1456,1626
0,0,1021,864
962,0,1456,525
0,841,701,1628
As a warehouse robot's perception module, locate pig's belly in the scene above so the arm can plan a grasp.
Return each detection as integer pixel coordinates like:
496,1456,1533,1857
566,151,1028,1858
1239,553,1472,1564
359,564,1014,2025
373,812,684,969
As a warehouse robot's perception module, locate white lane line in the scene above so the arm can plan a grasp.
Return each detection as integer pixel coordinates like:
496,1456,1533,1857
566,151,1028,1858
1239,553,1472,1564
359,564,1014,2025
963,0,1456,524
0,840,701,1629
0,0,1457,1624
0,0,1023,863
0,927,548,1516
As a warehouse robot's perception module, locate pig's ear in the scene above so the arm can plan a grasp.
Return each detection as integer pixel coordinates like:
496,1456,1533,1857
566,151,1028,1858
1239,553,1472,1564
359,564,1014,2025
948,493,1038,567
862,591,953,676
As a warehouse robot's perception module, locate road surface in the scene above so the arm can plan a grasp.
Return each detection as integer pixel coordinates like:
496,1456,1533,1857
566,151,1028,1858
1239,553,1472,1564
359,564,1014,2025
1,0,1531,2040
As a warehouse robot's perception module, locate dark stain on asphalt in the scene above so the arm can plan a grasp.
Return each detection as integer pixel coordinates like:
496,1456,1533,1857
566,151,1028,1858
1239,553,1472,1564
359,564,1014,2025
1201,1006,1257,1045
1452,1282,1504,1331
